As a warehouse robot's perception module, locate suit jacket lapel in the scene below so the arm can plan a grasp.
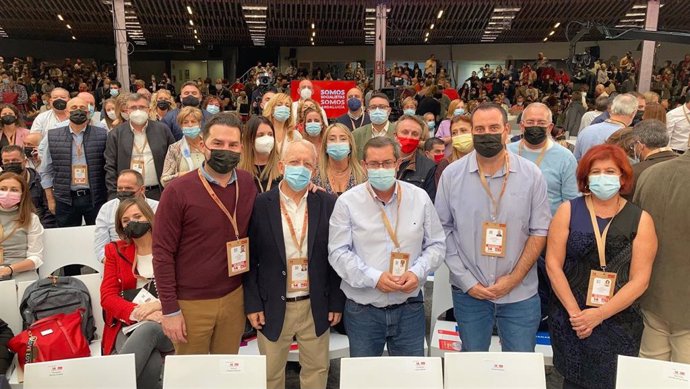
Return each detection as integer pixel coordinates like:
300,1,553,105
307,192,320,264
122,126,134,165
267,189,287,265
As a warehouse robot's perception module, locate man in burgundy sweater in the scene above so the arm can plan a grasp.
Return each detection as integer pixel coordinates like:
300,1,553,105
153,112,258,354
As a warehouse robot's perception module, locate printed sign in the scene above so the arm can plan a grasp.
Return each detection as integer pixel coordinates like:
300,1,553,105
290,80,357,118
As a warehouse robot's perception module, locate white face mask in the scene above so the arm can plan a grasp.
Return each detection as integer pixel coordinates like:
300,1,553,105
128,109,148,125
106,110,117,120
300,87,313,100
254,135,275,154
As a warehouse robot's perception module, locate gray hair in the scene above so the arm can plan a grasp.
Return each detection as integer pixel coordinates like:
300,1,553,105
363,136,400,161
610,93,638,116
522,102,553,124
595,95,609,112
283,139,317,164
632,119,669,149
126,92,148,104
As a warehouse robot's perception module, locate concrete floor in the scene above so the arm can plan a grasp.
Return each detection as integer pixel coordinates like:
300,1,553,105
283,283,565,389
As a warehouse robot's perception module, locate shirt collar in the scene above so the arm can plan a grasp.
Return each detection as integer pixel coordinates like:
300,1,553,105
68,124,86,135
468,150,517,175
200,163,237,186
367,181,399,206
278,181,308,207
130,122,148,134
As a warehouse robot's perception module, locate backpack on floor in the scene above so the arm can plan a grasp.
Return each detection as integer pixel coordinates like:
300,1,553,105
19,276,96,342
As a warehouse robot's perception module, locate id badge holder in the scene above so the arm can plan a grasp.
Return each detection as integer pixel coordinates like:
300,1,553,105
227,238,250,276
131,158,145,176
287,257,309,292
586,270,617,307
481,222,507,257
389,252,410,277
72,164,88,186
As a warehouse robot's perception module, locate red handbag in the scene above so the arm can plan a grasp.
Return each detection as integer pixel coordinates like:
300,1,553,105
8,308,91,370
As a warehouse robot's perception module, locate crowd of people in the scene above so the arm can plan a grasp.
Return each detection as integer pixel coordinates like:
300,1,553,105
0,50,688,389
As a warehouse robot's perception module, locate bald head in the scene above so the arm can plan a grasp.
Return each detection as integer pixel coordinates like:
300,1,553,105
67,97,88,112
522,102,553,124
50,88,69,100
77,92,95,106
298,79,313,91
23,133,42,148
346,87,363,100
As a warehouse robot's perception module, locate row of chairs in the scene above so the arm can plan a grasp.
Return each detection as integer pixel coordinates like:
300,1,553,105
18,353,690,389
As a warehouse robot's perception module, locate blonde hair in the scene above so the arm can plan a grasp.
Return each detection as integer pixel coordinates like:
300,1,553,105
318,123,366,185
402,97,418,109
149,90,176,120
446,99,462,119
238,116,281,191
112,92,130,127
263,93,294,128
297,99,321,124
176,106,203,127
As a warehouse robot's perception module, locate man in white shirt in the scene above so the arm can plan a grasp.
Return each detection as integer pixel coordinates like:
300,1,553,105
30,87,70,137
666,90,690,154
290,79,328,124
329,136,446,357
94,169,159,262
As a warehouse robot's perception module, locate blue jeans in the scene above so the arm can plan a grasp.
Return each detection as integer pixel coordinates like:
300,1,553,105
344,296,425,357
452,288,540,352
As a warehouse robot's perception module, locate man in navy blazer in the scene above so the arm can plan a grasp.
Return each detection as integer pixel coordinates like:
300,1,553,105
244,139,345,389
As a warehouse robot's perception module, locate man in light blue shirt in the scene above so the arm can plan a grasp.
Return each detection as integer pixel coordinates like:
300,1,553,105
94,169,159,262
574,93,637,160
436,103,551,352
507,103,579,215
329,136,446,357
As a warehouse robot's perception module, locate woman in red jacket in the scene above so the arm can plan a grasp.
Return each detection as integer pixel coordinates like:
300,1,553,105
100,197,172,389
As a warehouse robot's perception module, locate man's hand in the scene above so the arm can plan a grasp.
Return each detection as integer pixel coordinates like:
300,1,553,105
398,271,419,294
161,313,187,344
47,197,56,215
328,312,342,326
144,311,163,323
247,312,266,330
375,272,401,293
467,283,497,300
485,274,518,299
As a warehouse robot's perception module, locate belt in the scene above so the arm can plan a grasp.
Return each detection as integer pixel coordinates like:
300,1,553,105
71,189,91,197
285,295,310,303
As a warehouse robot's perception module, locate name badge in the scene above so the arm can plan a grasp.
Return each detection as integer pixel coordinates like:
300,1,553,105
482,222,506,257
131,158,145,176
586,270,617,307
227,238,249,276
71,164,88,186
288,257,309,292
132,287,157,305
389,252,410,277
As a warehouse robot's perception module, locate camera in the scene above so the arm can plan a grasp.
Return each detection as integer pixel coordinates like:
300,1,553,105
257,72,273,87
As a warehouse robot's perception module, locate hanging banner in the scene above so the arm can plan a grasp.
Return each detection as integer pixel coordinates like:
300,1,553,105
290,80,357,118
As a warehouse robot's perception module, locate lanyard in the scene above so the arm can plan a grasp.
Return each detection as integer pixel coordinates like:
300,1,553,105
197,169,240,239
72,133,84,158
585,195,624,270
280,198,309,256
0,223,20,245
133,133,149,156
349,114,364,130
476,153,510,221
518,140,548,167
367,182,403,250
605,119,627,128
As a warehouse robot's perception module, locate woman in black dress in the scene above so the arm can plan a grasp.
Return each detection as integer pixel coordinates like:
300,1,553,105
546,144,657,389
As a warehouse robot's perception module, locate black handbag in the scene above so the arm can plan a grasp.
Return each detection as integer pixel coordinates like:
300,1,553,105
120,279,158,302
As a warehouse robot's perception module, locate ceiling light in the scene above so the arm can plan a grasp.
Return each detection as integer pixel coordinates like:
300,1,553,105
194,35,198,39
193,29,197,33
626,12,646,17
365,8,375,12
312,31,316,36
425,32,429,37
311,23,315,29
187,6,193,15
543,37,548,41
246,20,265,24
197,39,201,43
365,16,375,20
66,24,71,29
437,10,444,19
72,36,76,40
491,16,514,20
424,37,428,42
245,14,266,18
57,14,64,21
430,23,434,29
189,20,194,26
632,4,647,9
242,6,267,11
549,30,555,36
554,22,561,28
494,7,521,12
620,18,645,22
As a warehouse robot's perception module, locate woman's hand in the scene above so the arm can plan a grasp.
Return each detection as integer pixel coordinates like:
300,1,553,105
570,308,604,338
132,300,162,321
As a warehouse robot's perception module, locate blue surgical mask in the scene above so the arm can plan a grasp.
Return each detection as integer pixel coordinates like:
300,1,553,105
88,104,95,116
110,88,119,97
368,168,396,191
403,108,416,116
182,126,201,138
426,121,436,130
273,106,290,123
284,165,312,191
453,108,465,116
370,108,389,125
305,122,322,137
206,105,220,114
326,143,350,161
588,174,621,200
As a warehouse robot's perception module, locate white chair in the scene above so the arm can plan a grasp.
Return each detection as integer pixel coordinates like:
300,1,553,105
163,355,266,389
444,352,546,389
616,355,690,388
430,262,453,332
340,357,443,389
0,279,20,334
39,225,101,277
23,354,135,389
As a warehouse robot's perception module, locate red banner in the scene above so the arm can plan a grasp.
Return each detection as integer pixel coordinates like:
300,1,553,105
290,80,357,119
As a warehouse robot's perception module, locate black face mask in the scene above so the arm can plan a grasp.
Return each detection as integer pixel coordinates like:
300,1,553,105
156,100,171,110
181,96,200,107
1,115,16,125
473,133,504,158
523,126,548,146
69,109,88,125
116,190,136,201
2,162,23,175
206,149,240,174
123,221,151,239
23,147,35,159
633,110,644,125
52,99,67,111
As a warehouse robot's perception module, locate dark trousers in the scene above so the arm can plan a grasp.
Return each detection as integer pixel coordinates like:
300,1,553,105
144,185,162,201
56,192,104,275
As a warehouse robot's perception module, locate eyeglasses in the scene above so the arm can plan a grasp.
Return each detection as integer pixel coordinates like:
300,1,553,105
364,160,396,169
523,120,550,126
285,160,315,170
368,105,390,111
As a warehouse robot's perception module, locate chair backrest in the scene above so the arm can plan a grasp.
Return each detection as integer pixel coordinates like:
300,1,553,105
340,357,443,389
0,279,20,334
163,355,266,389
430,262,452,331
39,225,101,277
23,354,135,389
444,352,546,389
616,355,690,388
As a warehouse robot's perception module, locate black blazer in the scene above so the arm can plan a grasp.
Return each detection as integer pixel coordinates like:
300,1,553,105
104,120,175,197
244,187,345,342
